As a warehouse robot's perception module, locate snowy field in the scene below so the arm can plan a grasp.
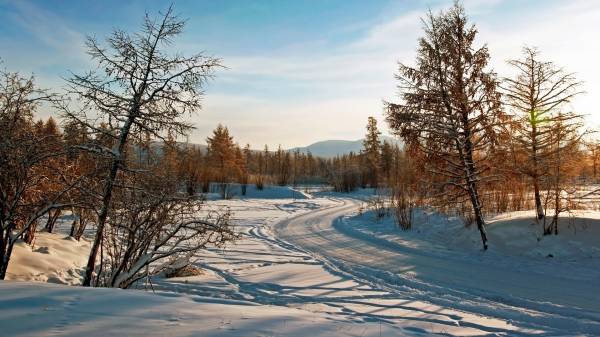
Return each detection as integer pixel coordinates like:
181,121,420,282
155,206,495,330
2,186,600,336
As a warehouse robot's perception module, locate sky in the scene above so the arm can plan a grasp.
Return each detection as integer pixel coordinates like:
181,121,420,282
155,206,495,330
0,0,599,148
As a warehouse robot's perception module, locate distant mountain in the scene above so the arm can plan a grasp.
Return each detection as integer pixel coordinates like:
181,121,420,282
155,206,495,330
147,136,401,159
290,136,401,158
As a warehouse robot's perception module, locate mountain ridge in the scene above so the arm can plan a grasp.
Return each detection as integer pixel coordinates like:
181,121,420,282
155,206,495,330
153,136,401,158
289,136,400,158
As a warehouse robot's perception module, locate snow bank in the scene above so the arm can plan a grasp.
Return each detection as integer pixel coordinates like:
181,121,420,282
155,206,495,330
6,232,90,285
483,210,600,259
345,208,600,260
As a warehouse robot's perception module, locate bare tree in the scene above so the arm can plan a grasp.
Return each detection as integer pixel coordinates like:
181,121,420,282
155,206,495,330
385,3,502,250
97,165,235,289
502,47,583,220
0,70,80,279
586,141,600,183
543,113,586,235
62,6,223,286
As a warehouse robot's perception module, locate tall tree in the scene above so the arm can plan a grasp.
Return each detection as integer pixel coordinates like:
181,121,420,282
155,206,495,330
206,124,236,196
362,117,381,188
503,47,583,220
385,3,501,250
63,6,222,286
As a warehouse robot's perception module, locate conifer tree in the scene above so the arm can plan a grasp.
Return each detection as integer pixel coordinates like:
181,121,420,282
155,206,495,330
385,3,502,250
206,124,236,196
503,47,583,220
362,117,381,188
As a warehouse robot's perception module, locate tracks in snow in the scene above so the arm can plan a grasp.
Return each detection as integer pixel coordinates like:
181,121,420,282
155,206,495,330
274,197,600,336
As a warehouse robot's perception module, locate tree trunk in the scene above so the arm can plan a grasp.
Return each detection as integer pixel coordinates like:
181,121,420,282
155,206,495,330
461,122,488,251
23,220,36,245
74,217,87,241
82,112,137,286
69,219,77,237
0,228,7,279
45,209,61,233
531,118,545,220
533,180,544,220
0,238,16,280
466,169,488,250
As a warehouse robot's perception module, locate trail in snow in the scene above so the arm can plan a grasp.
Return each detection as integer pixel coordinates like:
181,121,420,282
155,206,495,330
151,198,536,336
274,197,600,336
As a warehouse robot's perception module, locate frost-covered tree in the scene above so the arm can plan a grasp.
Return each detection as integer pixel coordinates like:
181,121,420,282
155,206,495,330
61,6,223,286
385,3,502,250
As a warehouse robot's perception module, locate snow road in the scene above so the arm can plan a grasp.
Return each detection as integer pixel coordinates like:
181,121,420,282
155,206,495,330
275,197,600,336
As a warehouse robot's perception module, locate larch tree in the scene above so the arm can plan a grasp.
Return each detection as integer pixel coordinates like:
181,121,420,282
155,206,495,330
362,116,381,188
61,119,97,241
62,6,223,286
206,124,236,196
544,112,586,235
234,145,248,195
385,3,502,250
503,47,583,220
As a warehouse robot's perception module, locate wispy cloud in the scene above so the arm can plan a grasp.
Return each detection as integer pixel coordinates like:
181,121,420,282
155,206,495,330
204,0,600,147
2,0,598,147
2,1,89,71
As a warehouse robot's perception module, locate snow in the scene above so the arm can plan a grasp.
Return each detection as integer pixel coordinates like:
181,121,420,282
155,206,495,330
323,204,600,334
0,281,405,337
343,207,600,268
5,232,90,285
2,190,600,336
485,210,600,259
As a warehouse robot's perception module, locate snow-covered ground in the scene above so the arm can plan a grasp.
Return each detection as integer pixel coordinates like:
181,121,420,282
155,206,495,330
2,186,600,336
321,203,600,335
6,232,91,284
2,281,400,337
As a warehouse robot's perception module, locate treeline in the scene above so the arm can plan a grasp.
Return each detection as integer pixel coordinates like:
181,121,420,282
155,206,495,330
174,124,331,197
176,121,405,197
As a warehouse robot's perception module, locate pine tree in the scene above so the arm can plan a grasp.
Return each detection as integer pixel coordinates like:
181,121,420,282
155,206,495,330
362,117,381,188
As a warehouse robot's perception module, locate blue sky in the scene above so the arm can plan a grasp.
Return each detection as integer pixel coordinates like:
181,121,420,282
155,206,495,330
1,0,599,148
